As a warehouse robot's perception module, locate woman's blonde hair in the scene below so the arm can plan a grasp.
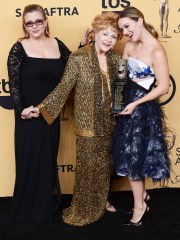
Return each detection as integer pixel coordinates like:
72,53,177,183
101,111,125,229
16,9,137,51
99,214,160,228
89,11,122,41
119,7,159,39
20,4,49,40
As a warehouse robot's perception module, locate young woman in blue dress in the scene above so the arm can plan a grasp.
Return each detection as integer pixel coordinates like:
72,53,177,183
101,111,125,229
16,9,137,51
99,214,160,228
112,6,170,227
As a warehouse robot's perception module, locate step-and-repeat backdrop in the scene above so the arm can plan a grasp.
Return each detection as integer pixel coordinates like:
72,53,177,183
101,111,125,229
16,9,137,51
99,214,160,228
0,0,179,196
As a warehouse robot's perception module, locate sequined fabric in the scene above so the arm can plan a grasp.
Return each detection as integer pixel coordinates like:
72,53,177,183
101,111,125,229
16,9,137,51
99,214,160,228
39,43,119,137
63,135,112,226
39,43,120,225
63,69,114,226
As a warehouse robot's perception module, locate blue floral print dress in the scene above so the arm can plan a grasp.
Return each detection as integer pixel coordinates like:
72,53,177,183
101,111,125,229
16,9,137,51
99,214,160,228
112,57,170,181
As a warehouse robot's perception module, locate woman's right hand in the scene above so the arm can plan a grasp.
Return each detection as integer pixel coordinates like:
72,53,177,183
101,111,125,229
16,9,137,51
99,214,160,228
80,28,93,46
119,102,138,115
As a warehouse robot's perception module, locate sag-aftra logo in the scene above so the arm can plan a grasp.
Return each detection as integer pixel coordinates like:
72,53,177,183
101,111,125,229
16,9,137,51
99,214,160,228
15,7,79,17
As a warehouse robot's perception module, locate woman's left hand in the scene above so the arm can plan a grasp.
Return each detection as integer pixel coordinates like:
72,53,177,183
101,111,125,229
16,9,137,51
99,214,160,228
119,102,138,115
21,106,40,119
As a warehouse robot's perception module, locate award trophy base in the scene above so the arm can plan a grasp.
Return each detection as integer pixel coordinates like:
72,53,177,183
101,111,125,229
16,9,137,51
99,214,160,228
112,78,127,114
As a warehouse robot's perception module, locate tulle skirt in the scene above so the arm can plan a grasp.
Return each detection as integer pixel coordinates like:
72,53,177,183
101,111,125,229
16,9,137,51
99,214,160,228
111,82,170,181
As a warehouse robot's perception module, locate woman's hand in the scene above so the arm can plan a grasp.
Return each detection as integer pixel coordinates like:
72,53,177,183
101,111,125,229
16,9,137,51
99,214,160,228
80,28,93,46
119,102,138,115
21,106,40,119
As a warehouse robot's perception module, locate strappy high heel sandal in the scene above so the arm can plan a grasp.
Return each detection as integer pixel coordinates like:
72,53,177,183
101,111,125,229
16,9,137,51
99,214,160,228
125,192,150,214
144,192,150,204
123,204,149,227
106,202,117,213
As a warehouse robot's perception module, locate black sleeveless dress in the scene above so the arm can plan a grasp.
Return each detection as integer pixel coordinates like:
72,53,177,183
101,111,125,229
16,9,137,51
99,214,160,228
7,38,71,223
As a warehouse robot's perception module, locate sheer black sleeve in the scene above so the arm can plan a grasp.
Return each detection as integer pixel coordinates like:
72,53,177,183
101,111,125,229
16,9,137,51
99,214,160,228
7,42,26,115
55,38,71,65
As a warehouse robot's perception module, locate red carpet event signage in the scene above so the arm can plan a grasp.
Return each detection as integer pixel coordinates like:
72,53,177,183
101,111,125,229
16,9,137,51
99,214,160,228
0,0,179,196
15,7,79,17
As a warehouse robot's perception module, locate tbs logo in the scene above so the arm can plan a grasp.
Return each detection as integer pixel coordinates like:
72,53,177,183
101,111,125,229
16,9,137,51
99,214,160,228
102,0,131,9
0,79,13,110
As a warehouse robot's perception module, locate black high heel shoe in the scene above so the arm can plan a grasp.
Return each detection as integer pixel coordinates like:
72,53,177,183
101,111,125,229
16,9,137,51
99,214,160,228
144,192,150,204
123,204,149,227
125,192,150,214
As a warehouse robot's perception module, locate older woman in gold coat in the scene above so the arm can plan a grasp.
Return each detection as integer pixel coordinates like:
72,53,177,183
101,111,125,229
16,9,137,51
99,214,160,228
27,12,122,226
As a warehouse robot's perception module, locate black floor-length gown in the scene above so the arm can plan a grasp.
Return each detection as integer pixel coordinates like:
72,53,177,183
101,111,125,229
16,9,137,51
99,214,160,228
7,38,71,224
